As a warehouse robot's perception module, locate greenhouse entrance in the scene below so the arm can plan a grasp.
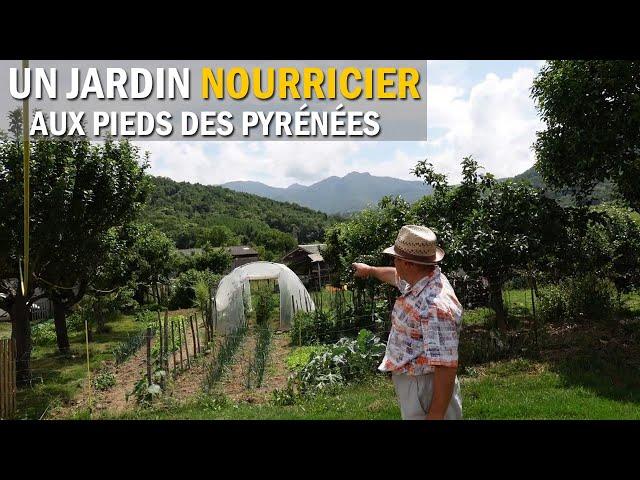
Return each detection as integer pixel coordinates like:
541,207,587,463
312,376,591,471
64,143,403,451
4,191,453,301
213,262,315,334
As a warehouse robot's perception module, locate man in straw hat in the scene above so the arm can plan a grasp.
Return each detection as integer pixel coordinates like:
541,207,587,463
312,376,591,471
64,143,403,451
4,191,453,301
352,225,463,420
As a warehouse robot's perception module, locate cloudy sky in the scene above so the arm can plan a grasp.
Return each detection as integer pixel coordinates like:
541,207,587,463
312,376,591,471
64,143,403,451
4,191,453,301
139,60,546,187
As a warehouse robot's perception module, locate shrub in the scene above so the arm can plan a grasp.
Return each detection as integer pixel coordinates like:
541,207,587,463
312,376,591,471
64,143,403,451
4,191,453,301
538,274,618,324
538,284,571,324
134,309,157,324
169,269,220,310
66,312,85,333
566,274,617,323
31,320,57,346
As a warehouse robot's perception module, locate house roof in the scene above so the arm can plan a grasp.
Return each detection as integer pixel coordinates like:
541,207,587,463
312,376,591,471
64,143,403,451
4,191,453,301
298,244,326,255
281,244,327,263
226,246,259,257
308,253,324,263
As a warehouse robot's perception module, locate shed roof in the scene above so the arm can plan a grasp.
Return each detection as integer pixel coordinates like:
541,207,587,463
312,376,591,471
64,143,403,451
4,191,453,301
298,244,326,255
227,246,259,257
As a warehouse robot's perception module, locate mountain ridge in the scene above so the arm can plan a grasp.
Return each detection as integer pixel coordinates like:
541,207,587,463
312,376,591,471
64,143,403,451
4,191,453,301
222,171,432,214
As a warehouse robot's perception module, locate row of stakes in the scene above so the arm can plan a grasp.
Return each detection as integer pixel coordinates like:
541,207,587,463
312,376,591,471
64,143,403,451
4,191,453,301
145,309,215,387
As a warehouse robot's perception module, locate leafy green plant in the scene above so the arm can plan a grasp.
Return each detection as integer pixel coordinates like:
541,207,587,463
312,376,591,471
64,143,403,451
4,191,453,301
127,376,161,406
270,379,297,406
93,370,116,391
254,282,276,326
286,345,327,371
127,370,166,406
31,320,57,347
66,312,85,333
290,329,386,396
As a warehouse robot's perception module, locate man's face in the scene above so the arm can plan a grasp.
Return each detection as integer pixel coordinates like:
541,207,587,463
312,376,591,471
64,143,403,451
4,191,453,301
394,257,412,281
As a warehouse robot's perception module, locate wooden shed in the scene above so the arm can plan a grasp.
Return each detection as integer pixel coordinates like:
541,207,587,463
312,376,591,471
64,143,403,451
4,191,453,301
280,244,330,291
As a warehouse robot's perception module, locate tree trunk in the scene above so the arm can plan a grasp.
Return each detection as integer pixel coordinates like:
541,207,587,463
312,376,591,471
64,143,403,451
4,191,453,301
133,285,145,306
53,300,70,354
10,293,32,385
488,280,508,331
154,281,161,306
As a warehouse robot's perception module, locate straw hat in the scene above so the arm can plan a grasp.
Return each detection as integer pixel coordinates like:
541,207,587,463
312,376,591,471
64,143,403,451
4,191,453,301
382,225,445,265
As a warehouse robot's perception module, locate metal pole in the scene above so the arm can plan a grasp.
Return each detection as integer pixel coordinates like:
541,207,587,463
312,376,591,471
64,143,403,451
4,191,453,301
21,59,30,295
84,319,92,417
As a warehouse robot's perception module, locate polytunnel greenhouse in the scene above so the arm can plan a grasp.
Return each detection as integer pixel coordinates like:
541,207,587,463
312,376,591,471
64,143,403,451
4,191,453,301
212,261,315,333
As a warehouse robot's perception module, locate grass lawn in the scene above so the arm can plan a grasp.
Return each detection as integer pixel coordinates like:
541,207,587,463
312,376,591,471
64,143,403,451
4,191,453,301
14,314,146,420
0,321,11,339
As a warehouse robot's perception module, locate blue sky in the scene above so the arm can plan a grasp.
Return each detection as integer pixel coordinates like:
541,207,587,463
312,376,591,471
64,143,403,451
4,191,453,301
141,60,546,187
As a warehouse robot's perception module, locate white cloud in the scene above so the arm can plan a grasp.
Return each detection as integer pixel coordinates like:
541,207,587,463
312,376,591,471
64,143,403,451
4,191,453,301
421,67,542,182
138,63,544,187
138,141,363,187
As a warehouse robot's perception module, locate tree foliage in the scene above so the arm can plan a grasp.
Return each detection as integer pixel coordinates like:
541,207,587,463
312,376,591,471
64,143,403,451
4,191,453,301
532,60,640,209
0,135,150,378
141,176,337,258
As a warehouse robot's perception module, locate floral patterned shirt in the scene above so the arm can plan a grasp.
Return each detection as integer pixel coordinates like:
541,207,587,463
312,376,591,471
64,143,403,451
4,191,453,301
378,266,463,375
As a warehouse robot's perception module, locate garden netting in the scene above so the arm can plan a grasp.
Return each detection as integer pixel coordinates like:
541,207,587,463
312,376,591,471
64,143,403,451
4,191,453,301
213,261,315,333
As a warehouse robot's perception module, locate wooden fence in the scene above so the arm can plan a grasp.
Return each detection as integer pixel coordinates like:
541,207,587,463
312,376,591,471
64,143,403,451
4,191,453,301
0,338,16,419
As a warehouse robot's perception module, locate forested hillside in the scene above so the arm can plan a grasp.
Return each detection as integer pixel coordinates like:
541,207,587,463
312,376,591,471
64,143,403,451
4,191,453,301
510,167,616,205
139,176,338,259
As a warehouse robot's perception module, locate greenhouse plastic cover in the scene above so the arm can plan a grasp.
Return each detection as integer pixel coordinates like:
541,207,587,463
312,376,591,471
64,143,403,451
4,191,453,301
213,261,315,333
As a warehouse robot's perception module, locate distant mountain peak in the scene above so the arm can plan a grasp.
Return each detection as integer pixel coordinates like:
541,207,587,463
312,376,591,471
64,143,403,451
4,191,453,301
223,171,430,214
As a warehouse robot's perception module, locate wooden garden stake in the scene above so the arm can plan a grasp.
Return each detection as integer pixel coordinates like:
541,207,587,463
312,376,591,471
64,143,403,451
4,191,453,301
157,310,163,370
213,297,218,332
146,326,152,385
194,312,201,354
164,310,169,371
171,320,177,374
189,315,197,358
177,320,184,370
182,318,191,368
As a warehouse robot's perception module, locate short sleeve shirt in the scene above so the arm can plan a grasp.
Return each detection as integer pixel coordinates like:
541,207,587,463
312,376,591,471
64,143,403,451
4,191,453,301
378,266,463,375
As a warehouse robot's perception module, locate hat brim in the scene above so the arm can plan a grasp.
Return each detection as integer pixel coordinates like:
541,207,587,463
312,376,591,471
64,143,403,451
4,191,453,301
382,245,445,265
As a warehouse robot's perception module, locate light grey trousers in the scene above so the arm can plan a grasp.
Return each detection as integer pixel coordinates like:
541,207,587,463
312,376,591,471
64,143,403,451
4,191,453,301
392,373,463,420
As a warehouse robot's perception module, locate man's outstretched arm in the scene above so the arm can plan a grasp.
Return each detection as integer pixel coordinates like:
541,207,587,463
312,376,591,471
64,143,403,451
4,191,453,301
352,263,397,286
